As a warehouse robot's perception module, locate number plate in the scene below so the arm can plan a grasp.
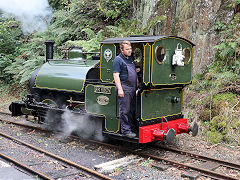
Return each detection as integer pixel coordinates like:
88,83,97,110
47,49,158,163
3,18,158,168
94,86,112,94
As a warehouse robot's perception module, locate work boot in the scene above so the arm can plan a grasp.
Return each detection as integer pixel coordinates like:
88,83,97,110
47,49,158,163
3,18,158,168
125,132,136,138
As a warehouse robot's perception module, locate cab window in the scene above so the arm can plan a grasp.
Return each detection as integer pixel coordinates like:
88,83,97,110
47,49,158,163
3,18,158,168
155,46,166,64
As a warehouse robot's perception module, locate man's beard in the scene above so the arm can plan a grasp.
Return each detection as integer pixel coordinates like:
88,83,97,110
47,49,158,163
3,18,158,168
123,53,130,58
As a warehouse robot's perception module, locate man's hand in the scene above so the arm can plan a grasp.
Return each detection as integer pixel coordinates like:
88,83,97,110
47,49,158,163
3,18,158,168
136,67,140,73
118,89,124,97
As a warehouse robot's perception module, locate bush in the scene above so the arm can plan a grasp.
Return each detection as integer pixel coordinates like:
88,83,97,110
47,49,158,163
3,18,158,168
207,131,223,144
0,18,22,83
214,14,240,73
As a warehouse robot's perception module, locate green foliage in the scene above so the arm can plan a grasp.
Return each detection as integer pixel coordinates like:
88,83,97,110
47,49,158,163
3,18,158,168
193,73,204,81
214,21,226,31
209,70,239,89
214,14,240,73
65,28,103,52
199,91,240,144
5,56,45,84
143,15,167,33
190,59,240,145
192,63,240,95
0,18,22,83
1,0,134,87
206,131,223,144
191,73,209,92
97,0,130,20
0,55,12,82
49,0,70,10
161,0,170,6
3,36,46,85
212,92,237,106
210,116,228,133
141,158,154,166
206,113,237,144
42,0,133,47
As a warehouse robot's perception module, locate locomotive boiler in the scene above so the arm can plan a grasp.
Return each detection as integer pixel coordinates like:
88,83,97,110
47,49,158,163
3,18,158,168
10,35,198,144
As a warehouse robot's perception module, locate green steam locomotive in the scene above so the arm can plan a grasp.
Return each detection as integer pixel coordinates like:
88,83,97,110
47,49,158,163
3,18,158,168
10,35,198,143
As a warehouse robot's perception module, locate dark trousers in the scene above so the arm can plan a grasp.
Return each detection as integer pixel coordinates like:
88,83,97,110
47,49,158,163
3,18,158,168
118,90,136,134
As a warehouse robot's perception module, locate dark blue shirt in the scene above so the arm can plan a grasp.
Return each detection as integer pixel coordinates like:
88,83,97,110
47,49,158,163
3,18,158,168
112,53,134,82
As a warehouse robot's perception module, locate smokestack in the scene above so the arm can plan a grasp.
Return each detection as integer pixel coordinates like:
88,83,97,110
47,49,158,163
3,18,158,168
45,40,55,61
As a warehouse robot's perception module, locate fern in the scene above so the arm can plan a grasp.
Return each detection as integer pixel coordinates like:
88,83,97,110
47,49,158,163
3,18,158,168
215,14,240,73
65,29,103,52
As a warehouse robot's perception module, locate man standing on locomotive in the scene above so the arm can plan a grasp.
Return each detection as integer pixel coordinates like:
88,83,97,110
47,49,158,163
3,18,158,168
113,41,137,138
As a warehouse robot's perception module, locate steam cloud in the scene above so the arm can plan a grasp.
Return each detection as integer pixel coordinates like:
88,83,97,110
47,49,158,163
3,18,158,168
45,109,105,142
0,0,53,34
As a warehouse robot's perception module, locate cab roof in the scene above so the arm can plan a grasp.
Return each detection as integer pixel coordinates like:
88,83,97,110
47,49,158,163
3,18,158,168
100,35,195,46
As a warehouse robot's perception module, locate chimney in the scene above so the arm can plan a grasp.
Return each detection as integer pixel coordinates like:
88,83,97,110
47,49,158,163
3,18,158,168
45,40,55,61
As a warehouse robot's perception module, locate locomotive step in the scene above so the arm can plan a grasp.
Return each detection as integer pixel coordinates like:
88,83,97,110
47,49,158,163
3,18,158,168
103,131,139,143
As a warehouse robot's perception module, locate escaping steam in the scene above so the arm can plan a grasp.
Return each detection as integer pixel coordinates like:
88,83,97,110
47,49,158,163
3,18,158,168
45,109,105,142
0,0,53,34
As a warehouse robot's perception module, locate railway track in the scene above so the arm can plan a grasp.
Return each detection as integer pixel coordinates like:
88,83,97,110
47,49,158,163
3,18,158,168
0,111,11,116
155,144,240,171
0,112,240,179
141,145,240,180
0,129,112,179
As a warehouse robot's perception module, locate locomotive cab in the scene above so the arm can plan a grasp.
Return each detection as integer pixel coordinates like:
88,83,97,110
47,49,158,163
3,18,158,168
85,35,198,143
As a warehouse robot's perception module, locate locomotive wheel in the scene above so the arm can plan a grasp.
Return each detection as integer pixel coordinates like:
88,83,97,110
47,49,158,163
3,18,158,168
21,107,32,115
39,95,58,124
41,92,66,108
42,99,57,107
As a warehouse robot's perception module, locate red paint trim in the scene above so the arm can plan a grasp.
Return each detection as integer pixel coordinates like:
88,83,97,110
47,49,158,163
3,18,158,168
139,118,190,143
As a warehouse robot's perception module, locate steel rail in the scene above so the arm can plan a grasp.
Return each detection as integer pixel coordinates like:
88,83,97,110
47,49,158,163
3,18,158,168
0,118,50,132
132,150,239,180
0,111,11,116
0,131,113,180
0,153,53,180
156,144,240,170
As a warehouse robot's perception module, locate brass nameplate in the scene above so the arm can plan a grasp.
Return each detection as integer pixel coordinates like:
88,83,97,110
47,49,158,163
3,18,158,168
96,95,109,106
94,86,111,94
